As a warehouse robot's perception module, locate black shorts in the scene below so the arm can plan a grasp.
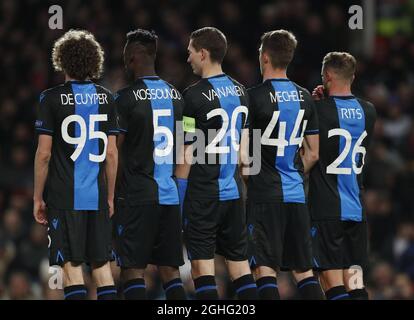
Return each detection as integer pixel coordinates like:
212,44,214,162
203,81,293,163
247,202,313,271
114,200,184,269
183,198,247,261
47,209,112,267
311,220,368,270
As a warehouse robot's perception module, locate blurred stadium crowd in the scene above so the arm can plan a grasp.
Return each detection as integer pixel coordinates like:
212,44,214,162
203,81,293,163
0,0,413,299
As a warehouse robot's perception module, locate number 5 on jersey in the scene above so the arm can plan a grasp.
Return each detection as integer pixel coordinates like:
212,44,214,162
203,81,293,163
153,109,174,157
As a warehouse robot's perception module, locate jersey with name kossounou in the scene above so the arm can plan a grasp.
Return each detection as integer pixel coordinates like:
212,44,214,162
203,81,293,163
115,76,184,206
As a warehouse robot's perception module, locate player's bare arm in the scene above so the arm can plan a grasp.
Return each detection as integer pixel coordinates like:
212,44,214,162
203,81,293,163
175,144,192,179
115,133,125,188
239,128,250,183
300,134,319,174
105,135,118,217
33,134,52,225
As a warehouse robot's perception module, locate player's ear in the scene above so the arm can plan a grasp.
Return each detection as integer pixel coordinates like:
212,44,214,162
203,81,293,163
325,70,333,82
200,48,207,61
262,52,270,65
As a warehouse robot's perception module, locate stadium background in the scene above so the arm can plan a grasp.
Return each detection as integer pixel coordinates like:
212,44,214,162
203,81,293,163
0,0,413,299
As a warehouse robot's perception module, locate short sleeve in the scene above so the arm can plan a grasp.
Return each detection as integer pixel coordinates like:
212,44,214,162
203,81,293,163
107,94,120,136
175,92,184,122
114,91,129,134
35,91,55,135
183,89,197,144
305,99,319,135
242,86,250,129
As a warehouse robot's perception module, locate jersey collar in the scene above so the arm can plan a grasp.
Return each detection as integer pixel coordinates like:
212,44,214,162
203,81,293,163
330,95,355,99
136,76,160,80
264,78,290,83
204,73,226,79
65,80,93,84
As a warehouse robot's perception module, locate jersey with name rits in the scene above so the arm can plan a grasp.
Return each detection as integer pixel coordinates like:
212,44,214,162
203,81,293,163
115,76,184,205
183,74,249,201
35,80,119,211
309,96,376,221
247,78,319,203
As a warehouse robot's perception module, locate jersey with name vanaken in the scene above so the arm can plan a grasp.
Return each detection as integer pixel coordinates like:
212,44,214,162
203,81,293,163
309,95,376,221
247,78,319,203
116,76,184,205
35,80,119,211
183,74,249,201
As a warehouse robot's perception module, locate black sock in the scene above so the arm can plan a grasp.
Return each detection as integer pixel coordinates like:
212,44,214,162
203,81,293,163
256,276,280,300
97,285,117,300
233,274,258,300
297,276,325,300
194,276,218,300
163,278,187,300
325,285,350,300
348,288,369,300
123,278,146,300
64,285,87,300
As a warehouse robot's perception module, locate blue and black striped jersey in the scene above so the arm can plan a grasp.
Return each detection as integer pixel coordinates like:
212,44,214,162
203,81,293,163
309,95,376,221
115,76,184,205
183,74,249,201
247,78,319,203
35,80,119,210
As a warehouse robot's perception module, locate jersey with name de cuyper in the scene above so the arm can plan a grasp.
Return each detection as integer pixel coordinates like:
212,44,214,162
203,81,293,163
35,80,119,211
115,76,184,205
247,79,319,204
309,96,376,221
183,74,249,201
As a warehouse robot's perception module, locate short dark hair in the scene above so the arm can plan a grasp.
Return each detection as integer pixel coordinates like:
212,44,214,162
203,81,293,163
322,52,356,81
190,27,227,63
52,29,104,80
260,30,297,69
126,29,158,57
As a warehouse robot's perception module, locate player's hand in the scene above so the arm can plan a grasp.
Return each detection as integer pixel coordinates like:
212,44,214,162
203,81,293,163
312,85,325,101
108,199,115,218
33,199,47,225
